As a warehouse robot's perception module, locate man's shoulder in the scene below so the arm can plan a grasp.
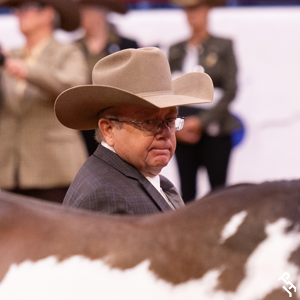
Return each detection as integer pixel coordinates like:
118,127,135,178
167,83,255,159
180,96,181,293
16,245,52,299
62,154,115,207
70,151,114,184
64,147,135,200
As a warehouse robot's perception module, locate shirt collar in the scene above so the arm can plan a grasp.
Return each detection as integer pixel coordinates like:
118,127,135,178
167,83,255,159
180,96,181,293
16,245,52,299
101,141,116,153
146,175,161,192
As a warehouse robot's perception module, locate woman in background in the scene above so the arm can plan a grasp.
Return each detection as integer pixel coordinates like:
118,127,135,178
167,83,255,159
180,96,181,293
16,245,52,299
168,0,239,202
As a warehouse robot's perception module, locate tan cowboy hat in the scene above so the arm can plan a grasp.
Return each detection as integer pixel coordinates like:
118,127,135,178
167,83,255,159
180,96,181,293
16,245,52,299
55,47,214,130
77,0,127,14
0,0,80,31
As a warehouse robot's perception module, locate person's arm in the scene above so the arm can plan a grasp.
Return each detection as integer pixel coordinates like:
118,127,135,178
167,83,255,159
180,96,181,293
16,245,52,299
198,39,238,129
26,43,89,99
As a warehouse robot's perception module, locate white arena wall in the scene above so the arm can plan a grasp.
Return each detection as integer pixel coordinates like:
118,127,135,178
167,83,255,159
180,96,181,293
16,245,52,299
1,6,300,198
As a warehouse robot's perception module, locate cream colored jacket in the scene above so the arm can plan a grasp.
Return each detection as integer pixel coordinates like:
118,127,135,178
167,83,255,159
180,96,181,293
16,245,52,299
0,38,89,189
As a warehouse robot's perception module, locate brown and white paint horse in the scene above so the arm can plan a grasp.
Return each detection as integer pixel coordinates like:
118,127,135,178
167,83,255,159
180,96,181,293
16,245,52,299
0,180,299,299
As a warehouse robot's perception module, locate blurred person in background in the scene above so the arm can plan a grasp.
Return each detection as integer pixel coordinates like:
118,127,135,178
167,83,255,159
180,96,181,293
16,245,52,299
0,0,88,203
76,0,139,156
168,0,239,203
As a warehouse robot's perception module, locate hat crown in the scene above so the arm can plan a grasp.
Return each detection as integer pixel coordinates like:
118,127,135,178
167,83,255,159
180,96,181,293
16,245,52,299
92,47,173,96
55,46,214,131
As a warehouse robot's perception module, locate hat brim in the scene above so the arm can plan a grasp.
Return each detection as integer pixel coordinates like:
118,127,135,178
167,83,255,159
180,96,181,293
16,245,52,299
79,0,127,14
0,0,80,31
54,72,214,130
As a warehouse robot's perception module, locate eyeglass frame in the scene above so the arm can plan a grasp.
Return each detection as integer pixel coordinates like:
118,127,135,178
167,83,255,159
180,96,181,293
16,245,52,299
107,116,186,135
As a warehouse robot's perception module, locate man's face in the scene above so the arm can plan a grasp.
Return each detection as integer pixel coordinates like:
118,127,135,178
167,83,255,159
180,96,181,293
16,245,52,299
110,105,178,177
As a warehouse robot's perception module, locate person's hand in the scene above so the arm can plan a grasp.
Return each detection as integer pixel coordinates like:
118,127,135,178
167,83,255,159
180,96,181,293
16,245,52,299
5,58,28,80
176,115,202,145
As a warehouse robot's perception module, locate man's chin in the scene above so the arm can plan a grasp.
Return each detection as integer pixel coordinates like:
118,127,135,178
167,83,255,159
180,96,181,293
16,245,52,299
152,158,170,171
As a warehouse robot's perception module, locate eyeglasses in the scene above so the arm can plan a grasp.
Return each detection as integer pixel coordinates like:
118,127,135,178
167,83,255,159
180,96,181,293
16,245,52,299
108,117,186,136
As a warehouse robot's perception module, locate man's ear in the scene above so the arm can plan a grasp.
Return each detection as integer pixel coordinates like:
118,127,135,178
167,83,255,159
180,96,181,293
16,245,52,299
98,119,115,147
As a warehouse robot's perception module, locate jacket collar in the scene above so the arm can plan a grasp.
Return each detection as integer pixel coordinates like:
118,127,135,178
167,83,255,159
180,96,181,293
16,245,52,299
93,144,176,212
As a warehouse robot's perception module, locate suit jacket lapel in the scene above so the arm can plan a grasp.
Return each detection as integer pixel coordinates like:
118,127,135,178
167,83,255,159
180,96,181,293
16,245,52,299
93,145,174,212
138,176,174,212
159,175,185,209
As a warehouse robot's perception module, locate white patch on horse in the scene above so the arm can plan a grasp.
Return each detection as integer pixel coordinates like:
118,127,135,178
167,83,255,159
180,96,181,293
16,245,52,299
0,257,222,300
231,218,300,299
0,218,299,300
220,210,248,243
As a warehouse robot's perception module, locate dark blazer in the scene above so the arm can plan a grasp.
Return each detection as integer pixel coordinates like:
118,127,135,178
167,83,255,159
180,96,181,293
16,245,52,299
63,144,184,215
168,35,239,136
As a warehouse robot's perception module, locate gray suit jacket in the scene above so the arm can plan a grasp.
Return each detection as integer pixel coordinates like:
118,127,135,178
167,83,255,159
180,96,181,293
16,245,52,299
63,144,184,215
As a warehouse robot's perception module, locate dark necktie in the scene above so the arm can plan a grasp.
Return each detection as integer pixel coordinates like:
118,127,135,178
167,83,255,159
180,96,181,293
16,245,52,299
159,175,185,209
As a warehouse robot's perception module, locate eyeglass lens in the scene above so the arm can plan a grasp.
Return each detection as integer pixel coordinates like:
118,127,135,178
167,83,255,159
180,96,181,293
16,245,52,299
142,118,185,134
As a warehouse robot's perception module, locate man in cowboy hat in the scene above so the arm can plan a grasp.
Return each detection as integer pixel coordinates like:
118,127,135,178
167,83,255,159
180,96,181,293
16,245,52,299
0,0,88,202
76,0,139,156
55,47,214,215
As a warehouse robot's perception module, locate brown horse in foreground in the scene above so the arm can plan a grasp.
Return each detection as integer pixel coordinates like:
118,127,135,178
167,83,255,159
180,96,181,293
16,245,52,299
0,180,299,299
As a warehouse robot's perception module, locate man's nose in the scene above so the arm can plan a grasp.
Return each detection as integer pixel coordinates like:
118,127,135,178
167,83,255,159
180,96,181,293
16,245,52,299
156,120,172,137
